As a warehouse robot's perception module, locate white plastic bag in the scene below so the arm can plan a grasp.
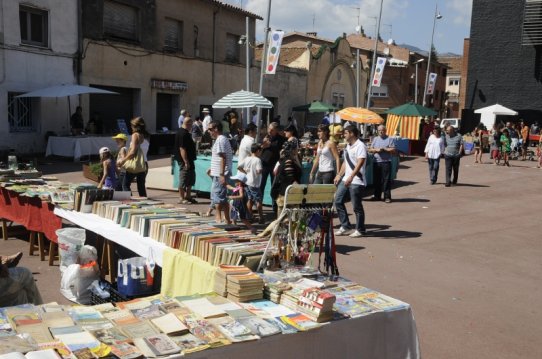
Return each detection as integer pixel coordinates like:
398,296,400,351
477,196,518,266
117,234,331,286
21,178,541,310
60,263,99,304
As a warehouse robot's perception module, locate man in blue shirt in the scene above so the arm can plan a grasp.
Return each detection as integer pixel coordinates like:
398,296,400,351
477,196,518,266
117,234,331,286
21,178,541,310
368,125,396,203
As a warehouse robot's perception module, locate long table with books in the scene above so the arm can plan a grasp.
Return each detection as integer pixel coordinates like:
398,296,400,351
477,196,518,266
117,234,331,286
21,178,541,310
0,275,419,359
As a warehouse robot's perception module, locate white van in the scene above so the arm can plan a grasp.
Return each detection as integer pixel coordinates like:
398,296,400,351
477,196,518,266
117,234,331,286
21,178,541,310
440,118,461,130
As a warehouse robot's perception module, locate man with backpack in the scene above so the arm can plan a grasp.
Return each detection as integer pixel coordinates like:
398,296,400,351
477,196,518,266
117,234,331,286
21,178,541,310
334,125,367,238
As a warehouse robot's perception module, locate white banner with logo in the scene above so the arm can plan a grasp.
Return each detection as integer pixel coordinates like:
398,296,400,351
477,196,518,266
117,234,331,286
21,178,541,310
265,30,285,74
427,73,438,95
372,57,387,87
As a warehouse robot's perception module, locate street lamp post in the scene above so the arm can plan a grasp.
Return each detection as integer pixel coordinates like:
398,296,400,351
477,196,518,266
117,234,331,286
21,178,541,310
422,4,442,107
256,0,272,142
413,59,425,104
355,26,361,108
238,17,251,125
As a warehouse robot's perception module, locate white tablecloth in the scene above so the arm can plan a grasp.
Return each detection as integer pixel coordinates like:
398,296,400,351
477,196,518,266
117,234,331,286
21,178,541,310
53,208,166,266
46,136,120,161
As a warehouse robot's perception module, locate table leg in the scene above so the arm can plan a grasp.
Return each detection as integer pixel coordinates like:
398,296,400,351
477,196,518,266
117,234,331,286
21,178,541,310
104,240,117,284
48,241,58,266
38,233,46,261
1,219,7,240
29,231,37,256
99,237,109,279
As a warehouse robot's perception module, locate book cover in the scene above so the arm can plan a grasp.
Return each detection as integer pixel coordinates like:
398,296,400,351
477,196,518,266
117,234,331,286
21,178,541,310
149,313,188,336
237,317,281,337
169,333,210,354
143,334,181,356
119,321,159,340
90,327,130,345
109,343,144,359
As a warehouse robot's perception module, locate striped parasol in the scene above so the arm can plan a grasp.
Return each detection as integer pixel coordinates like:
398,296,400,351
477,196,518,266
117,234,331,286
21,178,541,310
212,90,273,109
336,107,384,124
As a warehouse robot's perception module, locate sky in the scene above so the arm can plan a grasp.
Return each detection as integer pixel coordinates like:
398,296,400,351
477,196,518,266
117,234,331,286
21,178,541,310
224,0,473,55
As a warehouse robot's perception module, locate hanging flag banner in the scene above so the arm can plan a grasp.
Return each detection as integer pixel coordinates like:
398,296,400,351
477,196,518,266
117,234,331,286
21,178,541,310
265,30,285,74
372,57,387,87
427,72,438,95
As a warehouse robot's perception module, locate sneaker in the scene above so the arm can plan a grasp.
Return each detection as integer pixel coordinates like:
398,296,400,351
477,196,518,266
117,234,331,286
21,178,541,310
384,198,392,203
334,227,350,236
349,230,363,238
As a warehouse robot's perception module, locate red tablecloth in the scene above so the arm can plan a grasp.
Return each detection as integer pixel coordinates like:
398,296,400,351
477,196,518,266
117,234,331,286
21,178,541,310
0,188,62,242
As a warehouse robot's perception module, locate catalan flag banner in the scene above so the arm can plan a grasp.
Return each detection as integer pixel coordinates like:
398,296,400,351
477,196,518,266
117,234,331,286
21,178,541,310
372,57,387,87
426,72,438,95
385,114,421,140
265,30,285,74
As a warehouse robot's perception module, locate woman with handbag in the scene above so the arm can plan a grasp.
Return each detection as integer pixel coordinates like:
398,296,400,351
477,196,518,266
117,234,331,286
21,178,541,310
117,117,149,197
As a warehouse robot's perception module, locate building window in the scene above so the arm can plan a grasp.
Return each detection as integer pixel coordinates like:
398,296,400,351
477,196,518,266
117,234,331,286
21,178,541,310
332,92,345,109
19,5,48,47
164,18,183,52
371,85,388,98
8,93,34,132
522,0,542,45
103,0,138,41
448,78,460,86
225,33,240,63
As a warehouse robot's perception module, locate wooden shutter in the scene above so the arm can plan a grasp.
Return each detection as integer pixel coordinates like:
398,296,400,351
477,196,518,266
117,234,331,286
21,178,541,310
522,0,542,45
164,19,182,51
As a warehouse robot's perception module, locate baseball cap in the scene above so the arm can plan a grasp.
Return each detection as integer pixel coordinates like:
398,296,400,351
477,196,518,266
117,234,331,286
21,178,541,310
99,147,110,155
112,133,128,141
230,172,247,183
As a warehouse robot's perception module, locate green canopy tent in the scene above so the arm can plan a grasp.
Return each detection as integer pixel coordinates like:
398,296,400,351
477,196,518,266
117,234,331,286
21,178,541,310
292,101,337,130
384,102,437,140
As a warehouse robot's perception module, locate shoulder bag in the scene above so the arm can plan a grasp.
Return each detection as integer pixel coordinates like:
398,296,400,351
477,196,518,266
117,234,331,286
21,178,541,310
123,147,146,173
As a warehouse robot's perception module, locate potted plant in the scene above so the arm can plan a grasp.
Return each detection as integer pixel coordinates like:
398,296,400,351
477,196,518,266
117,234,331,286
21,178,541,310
82,162,102,182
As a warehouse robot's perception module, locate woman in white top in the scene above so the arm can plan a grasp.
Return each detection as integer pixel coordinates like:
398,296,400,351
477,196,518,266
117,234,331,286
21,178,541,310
310,124,341,184
424,127,445,185
117,117,149,197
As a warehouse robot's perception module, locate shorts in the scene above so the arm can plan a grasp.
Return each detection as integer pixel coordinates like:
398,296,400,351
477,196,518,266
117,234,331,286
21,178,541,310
246,186,262,203
179,162,195,188
211,176,228,205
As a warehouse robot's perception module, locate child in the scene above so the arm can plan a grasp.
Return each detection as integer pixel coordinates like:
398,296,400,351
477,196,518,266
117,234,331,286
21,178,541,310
237,143,264,224
98,147,117,189
112,133,128,191
228,173,255,233
500,128,511,167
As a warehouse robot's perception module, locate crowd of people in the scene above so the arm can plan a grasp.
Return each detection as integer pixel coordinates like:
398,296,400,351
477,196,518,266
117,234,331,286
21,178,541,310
87,108,542,237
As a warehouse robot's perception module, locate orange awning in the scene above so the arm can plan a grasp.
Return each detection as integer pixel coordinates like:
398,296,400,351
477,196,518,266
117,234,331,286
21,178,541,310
386,114,421,140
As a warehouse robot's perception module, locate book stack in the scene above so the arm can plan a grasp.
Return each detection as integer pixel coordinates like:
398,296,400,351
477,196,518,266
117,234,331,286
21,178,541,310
214,265,252,297
226,273,264,302
296,288,336,323
263,282,292,303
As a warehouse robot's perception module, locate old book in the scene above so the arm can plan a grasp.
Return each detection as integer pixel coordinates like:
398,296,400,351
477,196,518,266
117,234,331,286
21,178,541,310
52,331,101,352
109,343,144,359
119,320,159,340
16,323,53,344
90,327,130,345
169,333,210,354
237,317,281,337
143,334,181,356
150,313,188,336
0,335,37,355
208,317,259,343
180,298,226,319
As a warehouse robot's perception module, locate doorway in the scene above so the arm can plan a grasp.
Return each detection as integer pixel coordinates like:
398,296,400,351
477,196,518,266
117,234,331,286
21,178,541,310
156,93,175,132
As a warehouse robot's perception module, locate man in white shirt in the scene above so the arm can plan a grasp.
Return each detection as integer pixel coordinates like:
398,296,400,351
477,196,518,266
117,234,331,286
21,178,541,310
333,125,367,238
202,108,212,132
209,120,232,224
177,109,187,129
238,123,257,164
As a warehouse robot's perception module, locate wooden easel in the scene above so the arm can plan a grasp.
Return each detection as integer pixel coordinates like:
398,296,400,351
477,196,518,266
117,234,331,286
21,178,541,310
256,184,336,272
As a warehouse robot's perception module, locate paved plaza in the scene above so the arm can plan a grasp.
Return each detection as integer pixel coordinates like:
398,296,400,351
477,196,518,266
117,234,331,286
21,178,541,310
2,154,541,359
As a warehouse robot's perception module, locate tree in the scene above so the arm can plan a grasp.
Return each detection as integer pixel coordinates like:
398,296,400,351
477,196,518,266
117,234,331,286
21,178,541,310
431,45,439,62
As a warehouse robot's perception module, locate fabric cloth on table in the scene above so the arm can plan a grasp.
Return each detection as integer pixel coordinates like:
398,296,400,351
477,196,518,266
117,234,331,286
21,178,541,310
161,248,217,297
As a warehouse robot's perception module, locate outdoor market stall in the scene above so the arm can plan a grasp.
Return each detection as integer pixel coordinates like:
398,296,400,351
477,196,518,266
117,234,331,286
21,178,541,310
172,154,399,205
45,135,119,162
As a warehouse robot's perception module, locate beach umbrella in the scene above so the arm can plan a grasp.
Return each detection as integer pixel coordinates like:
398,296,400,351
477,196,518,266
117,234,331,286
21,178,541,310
16,84,118,98
337,107,384,124
16,84,118,130
212,90,273,109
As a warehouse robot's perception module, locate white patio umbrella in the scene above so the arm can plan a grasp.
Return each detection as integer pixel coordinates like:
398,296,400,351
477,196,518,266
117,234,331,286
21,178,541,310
16,84,118,131
212,90,273,109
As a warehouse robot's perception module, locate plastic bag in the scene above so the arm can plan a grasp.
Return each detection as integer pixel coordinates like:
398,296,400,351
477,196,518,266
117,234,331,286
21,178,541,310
56,228,85,271
60,262,99,304
117,256,155,296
